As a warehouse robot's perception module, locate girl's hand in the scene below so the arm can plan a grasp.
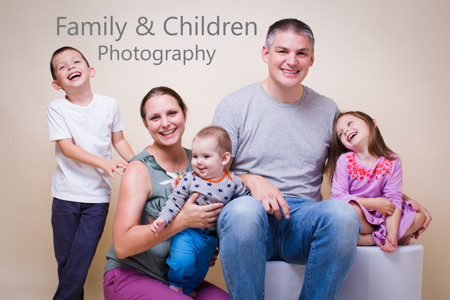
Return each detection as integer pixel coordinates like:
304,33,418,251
367,197,396,216
177,193,224,229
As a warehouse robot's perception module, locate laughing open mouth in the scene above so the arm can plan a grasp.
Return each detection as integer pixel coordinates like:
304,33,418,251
347,132,357,142
68,72,81,80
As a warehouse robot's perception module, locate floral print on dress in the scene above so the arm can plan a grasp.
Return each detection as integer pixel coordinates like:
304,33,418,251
345,153,393,183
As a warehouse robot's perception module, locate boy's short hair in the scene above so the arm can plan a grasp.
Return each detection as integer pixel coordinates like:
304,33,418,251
194,126,232,154
265,18,315,50
50,46,90,80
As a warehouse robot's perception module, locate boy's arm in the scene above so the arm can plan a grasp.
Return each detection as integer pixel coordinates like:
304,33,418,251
57,138,128,178
112,130,135,161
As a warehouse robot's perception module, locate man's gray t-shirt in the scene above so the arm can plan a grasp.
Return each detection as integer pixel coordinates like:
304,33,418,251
212,82,339,201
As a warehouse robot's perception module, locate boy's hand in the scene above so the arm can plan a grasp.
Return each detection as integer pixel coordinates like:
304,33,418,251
102,159,129,178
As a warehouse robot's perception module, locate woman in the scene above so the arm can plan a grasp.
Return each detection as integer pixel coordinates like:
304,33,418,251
103,87,228,299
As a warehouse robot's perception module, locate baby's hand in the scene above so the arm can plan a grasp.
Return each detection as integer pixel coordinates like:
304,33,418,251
378,235,397,253
102,159,129,178
150,219,167,234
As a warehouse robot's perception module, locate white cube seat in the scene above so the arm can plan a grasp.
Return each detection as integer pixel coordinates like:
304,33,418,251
264,244,424,300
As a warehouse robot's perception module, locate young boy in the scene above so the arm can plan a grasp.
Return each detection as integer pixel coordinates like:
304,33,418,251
150,126,249,296
47,46,134,300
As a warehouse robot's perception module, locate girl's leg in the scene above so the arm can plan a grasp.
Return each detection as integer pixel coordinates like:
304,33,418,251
358,233,376,246
350,201,375,234
399,210,426,244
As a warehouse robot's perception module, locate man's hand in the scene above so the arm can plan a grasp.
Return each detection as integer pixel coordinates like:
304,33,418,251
239,174,290,220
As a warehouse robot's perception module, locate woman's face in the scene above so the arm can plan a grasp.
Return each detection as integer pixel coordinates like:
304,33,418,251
142,94,187,148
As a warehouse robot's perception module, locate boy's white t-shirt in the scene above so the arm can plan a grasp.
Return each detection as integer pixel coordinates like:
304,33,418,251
47,93,125,203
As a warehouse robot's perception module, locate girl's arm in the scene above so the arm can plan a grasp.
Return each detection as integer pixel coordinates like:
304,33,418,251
354,197,396,216
113,161,223,259
57,138,128,178
112,130,135,161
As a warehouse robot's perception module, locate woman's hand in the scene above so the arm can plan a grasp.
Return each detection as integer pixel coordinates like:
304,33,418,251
176,193,224,229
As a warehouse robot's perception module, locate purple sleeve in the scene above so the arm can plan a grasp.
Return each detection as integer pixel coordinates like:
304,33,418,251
383,159,403,210
331,155,356,203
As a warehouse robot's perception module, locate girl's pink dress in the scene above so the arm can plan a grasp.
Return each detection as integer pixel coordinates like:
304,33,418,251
331,152,416,244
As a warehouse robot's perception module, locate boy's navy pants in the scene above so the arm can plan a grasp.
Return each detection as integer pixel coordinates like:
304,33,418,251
51,198,109,300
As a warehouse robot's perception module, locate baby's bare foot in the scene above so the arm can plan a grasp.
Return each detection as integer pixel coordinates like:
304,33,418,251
189,290,197,298
169,285,183,293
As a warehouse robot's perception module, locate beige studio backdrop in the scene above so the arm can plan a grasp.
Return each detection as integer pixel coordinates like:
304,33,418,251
1,0,449,299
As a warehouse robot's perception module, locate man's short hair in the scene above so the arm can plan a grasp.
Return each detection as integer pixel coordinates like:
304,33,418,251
265,18,315,50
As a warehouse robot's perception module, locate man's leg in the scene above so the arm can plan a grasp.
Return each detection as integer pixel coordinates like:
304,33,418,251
217,196,271,300
279,198,360,300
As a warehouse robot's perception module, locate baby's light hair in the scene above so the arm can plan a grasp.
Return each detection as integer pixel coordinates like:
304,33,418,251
193,126,232,155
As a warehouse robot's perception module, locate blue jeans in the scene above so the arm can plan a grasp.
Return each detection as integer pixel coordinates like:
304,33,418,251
217,196,361,300
52,198,109,300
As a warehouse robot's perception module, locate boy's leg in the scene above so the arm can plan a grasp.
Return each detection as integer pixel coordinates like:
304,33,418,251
217,196,272,300
279,198,360,300
53,200,109,300
52,198,80,281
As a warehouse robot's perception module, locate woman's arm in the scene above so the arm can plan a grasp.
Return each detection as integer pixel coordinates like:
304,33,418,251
113,161,223,259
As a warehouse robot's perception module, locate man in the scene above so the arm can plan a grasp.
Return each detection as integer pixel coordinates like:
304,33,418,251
212,18,359,300
213,18,431,300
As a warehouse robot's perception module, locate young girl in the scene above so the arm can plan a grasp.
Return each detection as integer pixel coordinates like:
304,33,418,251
325,111,426,252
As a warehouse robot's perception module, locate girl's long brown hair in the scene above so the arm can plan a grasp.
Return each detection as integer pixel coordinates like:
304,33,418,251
324,111,397,184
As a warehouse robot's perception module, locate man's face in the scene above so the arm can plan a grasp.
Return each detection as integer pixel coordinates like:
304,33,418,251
262,31,314,90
